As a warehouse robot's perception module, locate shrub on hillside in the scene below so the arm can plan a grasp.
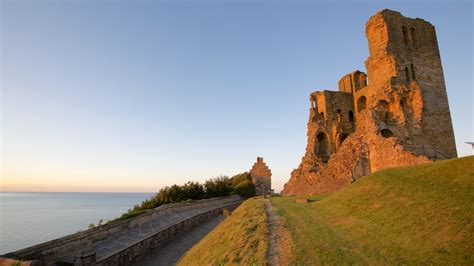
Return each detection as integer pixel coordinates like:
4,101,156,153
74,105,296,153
230,172,255,198
111,173,253,223
232,179,255,198
182,181,205,200
204,176,232,198
168,184,185,202
158,186,171,204
230,172,251,187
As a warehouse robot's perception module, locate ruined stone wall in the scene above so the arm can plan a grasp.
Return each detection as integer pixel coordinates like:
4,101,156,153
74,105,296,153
3,196,242,266
308,91,355,162
283,9,456,196
250,157,272,196
365,10,457,158
338,71,367,94
283,111,430,196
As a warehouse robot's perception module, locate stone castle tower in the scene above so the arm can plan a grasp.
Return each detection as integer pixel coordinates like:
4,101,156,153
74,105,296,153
283,10,457,196
250,157,272,196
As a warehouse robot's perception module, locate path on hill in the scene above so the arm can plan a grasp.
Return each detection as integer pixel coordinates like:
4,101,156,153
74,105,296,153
133,215,224,266
264,198,294,265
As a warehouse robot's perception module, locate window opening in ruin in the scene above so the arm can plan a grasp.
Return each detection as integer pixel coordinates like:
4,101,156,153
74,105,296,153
400,99,405,108
357,96,367,112
378,100,390,121
339,133,348,146
405,67,410,82
379,100,389,108
316,133,330,162
411,64,416,80
381,129,394,138
349,111,354,122
402,26,409,45
410,27,416,45
320,112,325,120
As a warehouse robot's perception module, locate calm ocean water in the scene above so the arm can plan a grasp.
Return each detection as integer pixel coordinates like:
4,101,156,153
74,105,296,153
0,192,153,254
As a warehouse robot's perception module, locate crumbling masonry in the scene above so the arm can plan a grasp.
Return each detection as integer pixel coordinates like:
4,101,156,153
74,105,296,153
250,157,272,196
283,10,457,196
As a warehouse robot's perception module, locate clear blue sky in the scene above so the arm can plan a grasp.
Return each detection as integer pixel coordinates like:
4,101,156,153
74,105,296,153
1,0,472,192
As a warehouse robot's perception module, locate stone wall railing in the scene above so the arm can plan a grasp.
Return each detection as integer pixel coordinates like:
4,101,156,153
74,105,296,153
3,195,242,265
96,201,241,266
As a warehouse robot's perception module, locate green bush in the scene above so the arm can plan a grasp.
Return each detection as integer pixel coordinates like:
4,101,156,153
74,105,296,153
110,172,254,224
232,179,255,198
204,176,232,198
230,172,251,186
168,184,185,202
158,186,171,204
230,172,255,198
182,181,205,200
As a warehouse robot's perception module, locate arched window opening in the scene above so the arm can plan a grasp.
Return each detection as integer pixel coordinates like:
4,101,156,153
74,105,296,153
411,64,416,80
378,100,390,121
380,129,394,138
378,100,389,108
402,26,409,45
336,109,342,122
349,110,354,122
400,98,405,108
405,67,410,82
357,96,367,112
339,133,348,146
316,133,330,162
320,112,325,120
410,27,416,45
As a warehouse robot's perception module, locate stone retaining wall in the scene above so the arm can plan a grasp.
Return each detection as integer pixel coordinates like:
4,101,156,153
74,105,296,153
2,195,242,265
97,201,240,266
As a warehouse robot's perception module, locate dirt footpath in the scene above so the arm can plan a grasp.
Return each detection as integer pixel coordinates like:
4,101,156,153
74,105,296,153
264,198,294,265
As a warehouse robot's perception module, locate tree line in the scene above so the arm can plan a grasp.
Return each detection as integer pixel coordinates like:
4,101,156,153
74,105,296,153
113,172,255,221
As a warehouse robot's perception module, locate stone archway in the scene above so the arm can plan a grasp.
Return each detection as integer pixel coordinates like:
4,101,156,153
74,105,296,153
381,128,394,138
357,96,367,112
315,132,330,162
338,133,349,146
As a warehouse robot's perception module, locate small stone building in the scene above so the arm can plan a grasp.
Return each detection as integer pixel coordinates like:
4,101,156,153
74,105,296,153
250,157,272,196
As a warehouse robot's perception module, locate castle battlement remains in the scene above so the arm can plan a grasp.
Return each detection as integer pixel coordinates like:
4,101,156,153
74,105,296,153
283,10,457,196
250,157,272,196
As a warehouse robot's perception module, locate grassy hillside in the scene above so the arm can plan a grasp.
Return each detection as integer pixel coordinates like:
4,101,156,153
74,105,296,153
271,156,474,265
178,197,268,265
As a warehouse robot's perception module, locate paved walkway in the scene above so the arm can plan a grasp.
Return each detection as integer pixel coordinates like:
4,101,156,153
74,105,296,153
133,215,224,266
91,200,237,262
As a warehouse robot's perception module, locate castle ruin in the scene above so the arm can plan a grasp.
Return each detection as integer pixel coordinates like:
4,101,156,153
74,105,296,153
250,157,272,196
283,10,457,196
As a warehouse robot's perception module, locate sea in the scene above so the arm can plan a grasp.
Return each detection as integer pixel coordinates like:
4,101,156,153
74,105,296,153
0,192,154,254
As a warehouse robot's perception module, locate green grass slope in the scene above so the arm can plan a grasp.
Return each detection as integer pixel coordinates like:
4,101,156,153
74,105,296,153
178,197,268,265
272,156,474,265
